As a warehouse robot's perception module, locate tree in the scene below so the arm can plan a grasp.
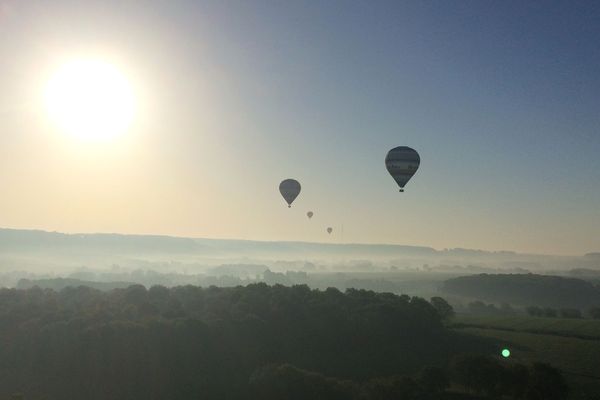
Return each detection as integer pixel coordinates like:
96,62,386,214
365,376,421,400
543,307,558,318
526,363,569,400
503,363,530,399
430,297,455,320
418,366,449,394
500,303,516,315
588,307,600,319
250,364,359,400
468,301,503,315
453,355,504,396
526,306,543,317
559,308,582,319
468,301,488,315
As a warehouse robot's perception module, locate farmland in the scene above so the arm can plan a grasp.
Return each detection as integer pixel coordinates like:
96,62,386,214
453,314,600,339
452,315,600,399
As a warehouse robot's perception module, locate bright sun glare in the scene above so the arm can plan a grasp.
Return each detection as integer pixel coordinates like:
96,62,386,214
45,59,135,141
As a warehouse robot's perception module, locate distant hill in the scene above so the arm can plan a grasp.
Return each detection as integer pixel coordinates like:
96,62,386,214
0,228,595,271
0,228,446,258
442,274,600,309
0,228,541,258
0,228,203,253
17,278,135,291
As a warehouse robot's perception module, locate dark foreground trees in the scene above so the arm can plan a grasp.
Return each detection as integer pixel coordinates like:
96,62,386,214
250,359,568,400
0,284,447,399
526,363,570,400
453,355,568,400
0,284,569,399
590,307,600,319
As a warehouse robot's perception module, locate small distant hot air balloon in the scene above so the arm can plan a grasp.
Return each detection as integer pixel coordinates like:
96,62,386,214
307,211,313,219
385,146,420,192
279,179,301,208
327,227,333,234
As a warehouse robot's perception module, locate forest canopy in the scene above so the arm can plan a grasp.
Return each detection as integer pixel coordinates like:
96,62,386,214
0,284,568,399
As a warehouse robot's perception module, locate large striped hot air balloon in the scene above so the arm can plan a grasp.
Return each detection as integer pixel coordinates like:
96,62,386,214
279,179,301,208
385,146,420,192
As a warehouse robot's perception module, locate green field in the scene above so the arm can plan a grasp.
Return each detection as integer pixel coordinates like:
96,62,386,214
453,314,600,339
452,315,600,399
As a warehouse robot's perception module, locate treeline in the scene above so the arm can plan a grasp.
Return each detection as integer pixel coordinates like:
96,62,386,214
13,268,449,296
466,301,518,316
251,357,568,400
525,306,600,319
0,284,479,400
442,274,600,309
17,278,134,292
463,301,600,320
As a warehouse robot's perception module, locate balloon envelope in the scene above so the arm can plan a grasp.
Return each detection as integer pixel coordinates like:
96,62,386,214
385,146,420,192
327,227,333,234
279,179,301,207
307,211,313,219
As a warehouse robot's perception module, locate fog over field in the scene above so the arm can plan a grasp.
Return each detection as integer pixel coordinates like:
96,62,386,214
2,228,598,289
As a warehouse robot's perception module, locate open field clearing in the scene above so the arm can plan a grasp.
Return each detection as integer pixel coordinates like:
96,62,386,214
453,315,600,340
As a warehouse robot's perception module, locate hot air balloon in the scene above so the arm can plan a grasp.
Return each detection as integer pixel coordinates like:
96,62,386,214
307,211,313,219
385,146,420,192
327,227,333,234
279,179,301,208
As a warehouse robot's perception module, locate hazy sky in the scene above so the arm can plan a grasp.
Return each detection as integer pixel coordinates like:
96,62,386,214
0,0,599,255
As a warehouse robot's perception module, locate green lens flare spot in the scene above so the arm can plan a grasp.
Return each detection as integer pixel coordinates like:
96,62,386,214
501,349,511,358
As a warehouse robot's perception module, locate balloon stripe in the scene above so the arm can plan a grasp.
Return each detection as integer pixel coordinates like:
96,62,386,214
385,146,420,190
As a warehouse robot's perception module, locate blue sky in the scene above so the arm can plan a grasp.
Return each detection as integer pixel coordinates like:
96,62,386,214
0,1,598,254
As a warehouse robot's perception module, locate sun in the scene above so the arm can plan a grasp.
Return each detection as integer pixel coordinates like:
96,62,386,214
45,59,135,141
